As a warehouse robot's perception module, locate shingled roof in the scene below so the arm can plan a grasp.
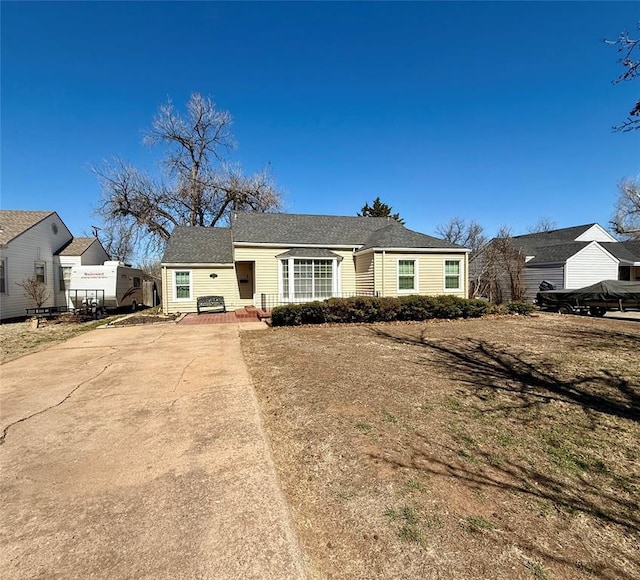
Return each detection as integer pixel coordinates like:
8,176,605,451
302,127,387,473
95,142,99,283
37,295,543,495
524,242,591,264
162,227,233,263
513,224,598,244
56,237,99,256
601,241,640,264
359,222,465,251
162,213,468,264
231,212,394,246
0,210,55,245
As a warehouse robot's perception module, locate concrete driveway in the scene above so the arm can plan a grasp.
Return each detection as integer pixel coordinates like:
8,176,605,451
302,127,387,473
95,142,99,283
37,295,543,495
0,322,306,579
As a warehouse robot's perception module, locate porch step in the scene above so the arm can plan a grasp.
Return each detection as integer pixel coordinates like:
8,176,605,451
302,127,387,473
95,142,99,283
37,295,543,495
234,307,260,319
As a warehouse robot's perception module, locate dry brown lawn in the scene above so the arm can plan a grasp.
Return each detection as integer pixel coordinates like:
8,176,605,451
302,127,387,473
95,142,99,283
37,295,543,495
0,308,178,364
242,314,640,580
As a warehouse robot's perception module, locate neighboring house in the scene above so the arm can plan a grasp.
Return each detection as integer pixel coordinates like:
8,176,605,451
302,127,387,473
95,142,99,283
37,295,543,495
0,210,109,320
473,223,640,302
160,212,470,314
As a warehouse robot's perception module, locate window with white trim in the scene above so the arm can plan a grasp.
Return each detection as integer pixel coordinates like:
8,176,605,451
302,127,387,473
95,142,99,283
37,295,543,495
34,261,46,284
174,270,191,300
280,258,336,301
398,260,416,292
59,266,71,291
444,260,462,290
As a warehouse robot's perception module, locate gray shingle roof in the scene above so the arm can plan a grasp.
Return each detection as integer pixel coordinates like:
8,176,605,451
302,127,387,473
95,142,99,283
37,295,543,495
524,242,590,264
601,241,640,263
359,223,466,251
513,224,597,244
162,227,233,263
56,237,100,256
232,212,394,245
0,210,54,245
162,213,468,264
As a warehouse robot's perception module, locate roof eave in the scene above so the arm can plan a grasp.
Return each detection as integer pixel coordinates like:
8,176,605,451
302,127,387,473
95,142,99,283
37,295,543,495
355,246,470,255
161,262,234,268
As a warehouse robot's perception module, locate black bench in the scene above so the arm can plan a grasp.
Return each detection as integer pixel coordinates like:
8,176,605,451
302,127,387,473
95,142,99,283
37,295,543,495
196,295,226,314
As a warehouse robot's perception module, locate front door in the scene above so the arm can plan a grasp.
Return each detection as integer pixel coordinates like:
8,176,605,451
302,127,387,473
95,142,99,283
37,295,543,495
236,262,254,300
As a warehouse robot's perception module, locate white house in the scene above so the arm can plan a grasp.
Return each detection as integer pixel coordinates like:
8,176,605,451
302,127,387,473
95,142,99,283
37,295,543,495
472,223,640,302
0,210,109,320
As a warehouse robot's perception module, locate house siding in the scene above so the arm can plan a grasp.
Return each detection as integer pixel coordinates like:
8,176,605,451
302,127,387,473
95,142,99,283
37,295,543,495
234,245,358,298
81,240,110,265
162,265,238,314
374,251,468,298
523,265,565,300
574,225,617,243
355,253,375,295
162,245,364,313
565,243,618,289
0,213,73,320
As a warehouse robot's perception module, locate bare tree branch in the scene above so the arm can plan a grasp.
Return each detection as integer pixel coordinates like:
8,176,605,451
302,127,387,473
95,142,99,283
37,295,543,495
93,93,281,260
435,217,487,253
606,23,640,131
611,177,640,240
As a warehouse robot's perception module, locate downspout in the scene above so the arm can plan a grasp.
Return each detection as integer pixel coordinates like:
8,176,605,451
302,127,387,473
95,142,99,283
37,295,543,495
382,250,386,297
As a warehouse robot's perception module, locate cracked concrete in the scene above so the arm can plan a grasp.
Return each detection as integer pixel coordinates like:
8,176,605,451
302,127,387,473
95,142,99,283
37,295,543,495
0,321,307,579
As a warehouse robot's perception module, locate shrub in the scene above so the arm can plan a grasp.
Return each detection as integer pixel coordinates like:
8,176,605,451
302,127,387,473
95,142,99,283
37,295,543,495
270,294,528,326
505,301,535,315
460,299,490,318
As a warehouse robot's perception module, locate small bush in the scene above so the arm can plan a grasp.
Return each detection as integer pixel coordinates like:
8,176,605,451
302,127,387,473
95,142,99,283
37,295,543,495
505,301,535,315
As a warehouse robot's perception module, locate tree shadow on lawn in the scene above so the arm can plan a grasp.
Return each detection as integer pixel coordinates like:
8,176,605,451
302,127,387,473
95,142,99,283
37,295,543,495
364,441,640,579
371,328,640,424
365,326,639,577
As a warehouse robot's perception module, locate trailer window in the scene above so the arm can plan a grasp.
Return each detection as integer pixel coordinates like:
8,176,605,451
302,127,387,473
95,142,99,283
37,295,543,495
174,271,191,300
133,277,141,288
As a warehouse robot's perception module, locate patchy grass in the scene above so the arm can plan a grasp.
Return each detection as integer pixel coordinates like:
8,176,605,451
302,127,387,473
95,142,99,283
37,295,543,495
243,314,640,579
0,308,175,363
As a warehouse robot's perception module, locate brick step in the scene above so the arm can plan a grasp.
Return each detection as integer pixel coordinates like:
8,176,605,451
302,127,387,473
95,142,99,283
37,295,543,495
234,308,259,319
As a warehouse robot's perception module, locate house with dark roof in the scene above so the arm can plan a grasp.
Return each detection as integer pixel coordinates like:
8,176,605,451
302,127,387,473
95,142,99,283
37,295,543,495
472,223,640,302
0,210,109,320
160,212,470,313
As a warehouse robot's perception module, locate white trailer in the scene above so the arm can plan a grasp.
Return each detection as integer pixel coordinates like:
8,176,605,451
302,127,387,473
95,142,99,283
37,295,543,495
68,261,148,314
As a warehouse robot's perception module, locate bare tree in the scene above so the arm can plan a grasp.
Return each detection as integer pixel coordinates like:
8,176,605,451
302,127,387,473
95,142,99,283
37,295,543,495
527,217,557,233
17,277,50,308
470,226,525,303
94,93,282,259
435,217,487,253
611,177,640,239
606,22,640,132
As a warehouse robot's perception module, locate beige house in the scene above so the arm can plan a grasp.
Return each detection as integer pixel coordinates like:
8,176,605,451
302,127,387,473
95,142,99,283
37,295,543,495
161,212,469,314
0,210,109,320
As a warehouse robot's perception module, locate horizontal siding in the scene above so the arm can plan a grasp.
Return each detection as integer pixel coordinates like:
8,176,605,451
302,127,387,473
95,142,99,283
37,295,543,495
163,266,240,314
0,214,73,320
80,241,110,265
375,251,468,298
566,244,618,289
234,246,358,296
523,265,564,301
355,253,374,295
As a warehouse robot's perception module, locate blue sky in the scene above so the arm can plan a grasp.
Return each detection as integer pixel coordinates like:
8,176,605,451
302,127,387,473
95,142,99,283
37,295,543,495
2,1,638,245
